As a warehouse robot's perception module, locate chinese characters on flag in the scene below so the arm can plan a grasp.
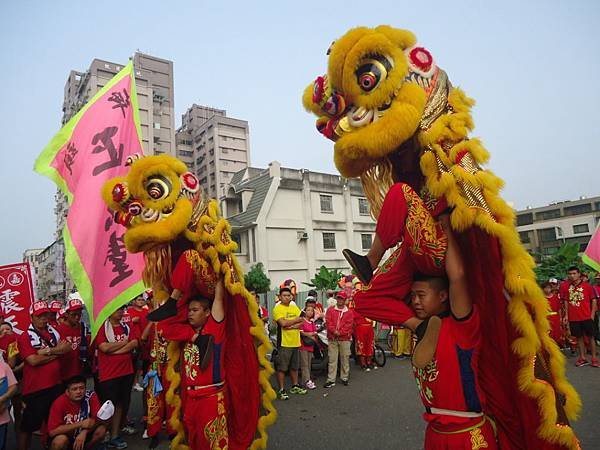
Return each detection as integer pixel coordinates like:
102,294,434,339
35,62,145,338
0,263,35,335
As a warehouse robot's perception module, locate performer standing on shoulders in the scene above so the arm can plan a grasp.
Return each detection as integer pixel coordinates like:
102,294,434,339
411,215,497,449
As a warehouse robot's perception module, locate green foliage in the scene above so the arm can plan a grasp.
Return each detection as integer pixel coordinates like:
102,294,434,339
303,265,343,291
534,243,583,283
244,262,271,293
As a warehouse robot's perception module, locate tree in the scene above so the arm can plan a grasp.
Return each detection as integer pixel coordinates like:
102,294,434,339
534,243,583,283
244,262,271,293
303,265,343,296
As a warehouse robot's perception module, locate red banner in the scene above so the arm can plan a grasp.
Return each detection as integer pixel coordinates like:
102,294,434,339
0,263,35,336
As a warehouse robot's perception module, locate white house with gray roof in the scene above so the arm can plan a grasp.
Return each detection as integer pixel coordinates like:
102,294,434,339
220,161,376,289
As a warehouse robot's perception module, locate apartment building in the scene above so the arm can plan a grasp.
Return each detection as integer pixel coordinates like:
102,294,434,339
221,161,376,287
516,196,600,257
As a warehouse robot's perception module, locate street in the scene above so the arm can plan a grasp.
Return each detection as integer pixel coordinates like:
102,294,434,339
9,350,598,449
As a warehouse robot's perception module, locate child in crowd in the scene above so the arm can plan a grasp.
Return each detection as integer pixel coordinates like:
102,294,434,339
299,305,318,390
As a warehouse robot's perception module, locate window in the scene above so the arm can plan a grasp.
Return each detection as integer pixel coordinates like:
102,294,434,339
153,122,161,129
563,203,592,216
535,209,560,220
320,195,333,213
573,224,589,234
322,232,336,250
361,233,372,251
358,198,370,216
518,231,531,244
221,147,229,153
516,213,533,226
231,233,242,253
595,201,600,211
537,228,557,243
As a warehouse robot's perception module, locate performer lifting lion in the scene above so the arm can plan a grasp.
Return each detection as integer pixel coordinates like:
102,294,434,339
102,154,276,450
303,25,581,449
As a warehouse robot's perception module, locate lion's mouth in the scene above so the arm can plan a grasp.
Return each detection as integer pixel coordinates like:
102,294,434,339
317,91,397,141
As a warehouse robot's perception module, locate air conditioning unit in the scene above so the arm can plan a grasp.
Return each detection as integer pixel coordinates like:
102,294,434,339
297,231,309,240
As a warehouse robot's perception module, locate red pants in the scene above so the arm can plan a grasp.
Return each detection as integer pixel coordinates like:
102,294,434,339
354,324,374,357
424,417,498,449
548,314,565,347
354,183,447,326
183,387,229,450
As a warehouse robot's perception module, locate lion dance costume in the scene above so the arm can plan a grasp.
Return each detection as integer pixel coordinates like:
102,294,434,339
102,154,276,450
303,26,580,449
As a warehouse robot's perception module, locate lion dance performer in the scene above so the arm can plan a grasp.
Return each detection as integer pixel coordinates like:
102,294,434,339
102,154,276,450
302,25,580,449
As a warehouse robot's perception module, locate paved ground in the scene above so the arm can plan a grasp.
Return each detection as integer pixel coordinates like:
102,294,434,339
9,350,599,449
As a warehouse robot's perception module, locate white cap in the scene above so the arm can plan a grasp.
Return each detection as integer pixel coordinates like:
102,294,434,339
97,400,115,421
549,278,558,284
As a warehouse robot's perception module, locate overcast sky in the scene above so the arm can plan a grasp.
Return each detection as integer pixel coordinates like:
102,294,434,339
0,0,599,265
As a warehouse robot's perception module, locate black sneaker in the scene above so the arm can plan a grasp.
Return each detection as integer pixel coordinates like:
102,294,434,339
342,249,373,284
324,381,336,388
342,379,349,386
147,298,178,322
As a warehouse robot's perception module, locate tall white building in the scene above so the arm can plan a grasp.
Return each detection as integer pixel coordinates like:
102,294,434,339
176,104,250,200
221,161,376,287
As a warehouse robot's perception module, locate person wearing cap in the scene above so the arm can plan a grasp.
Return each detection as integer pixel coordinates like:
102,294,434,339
16,301,72,450
47,375,107,450
94,306,140,449
324,291,354,388
272,286,307,400
49,300,63,328
55,299,89,383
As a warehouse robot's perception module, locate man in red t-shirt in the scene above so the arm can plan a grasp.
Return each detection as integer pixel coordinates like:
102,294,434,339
16,301,72,450
127,294,149,392
94,307,139,449
181,278,228,450
559,266,598,367
410,215,497,449
48,375,106,450
56,299,88,382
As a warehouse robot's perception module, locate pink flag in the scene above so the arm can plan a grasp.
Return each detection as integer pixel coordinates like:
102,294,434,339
583,224,600,272
34,62,145,338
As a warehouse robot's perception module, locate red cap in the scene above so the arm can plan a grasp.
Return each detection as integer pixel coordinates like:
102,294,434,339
334,290,348,300
49,301,63,312
30,301,51,316
66,299,84,312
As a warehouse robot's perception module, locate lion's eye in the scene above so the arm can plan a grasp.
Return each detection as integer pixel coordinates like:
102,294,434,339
144,175,172,200
355,55,392,93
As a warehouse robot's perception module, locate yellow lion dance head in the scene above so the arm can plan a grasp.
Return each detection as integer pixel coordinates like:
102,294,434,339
101,153,207,254
303,25,450,179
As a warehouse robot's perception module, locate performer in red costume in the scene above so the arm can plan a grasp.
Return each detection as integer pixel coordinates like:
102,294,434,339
344,182,448,367
411,215,497,449
180,278,228,450
543,282,565,348
143,322,175,448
